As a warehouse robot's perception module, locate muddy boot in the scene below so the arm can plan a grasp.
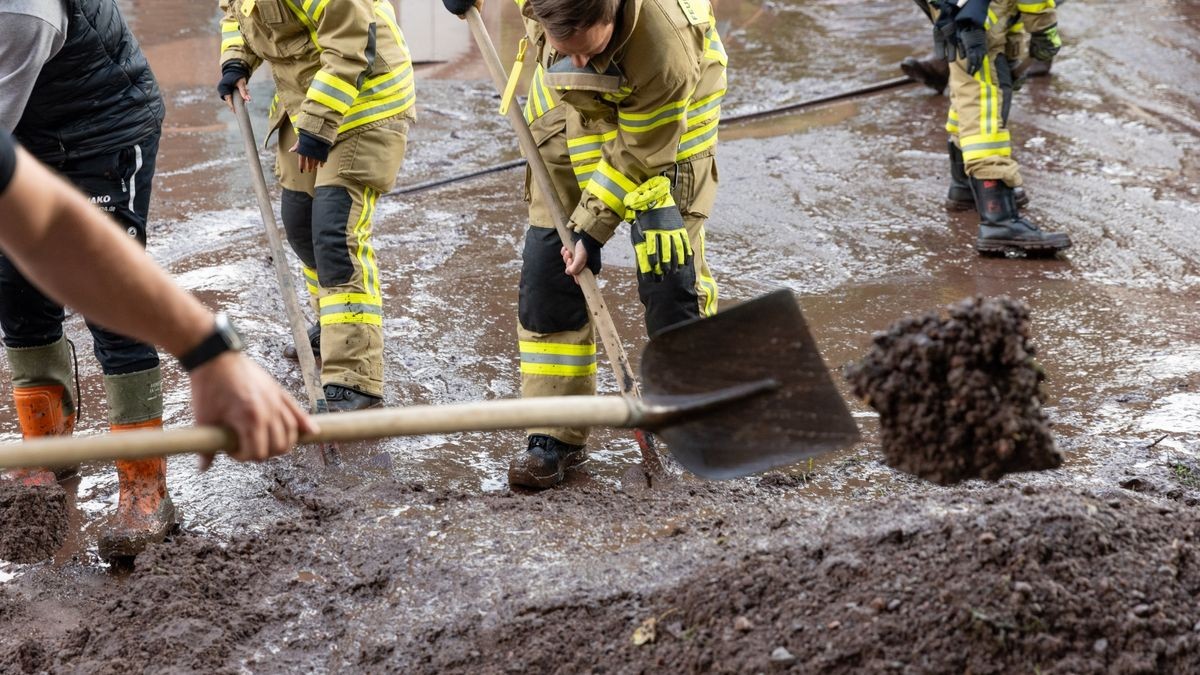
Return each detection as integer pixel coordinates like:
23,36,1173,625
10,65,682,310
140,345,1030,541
949,143,1029,211
4,339,79,486
900,55,949,94
324,384,382,412
508,434,586,490
971,177,1070,255
283,324,321,361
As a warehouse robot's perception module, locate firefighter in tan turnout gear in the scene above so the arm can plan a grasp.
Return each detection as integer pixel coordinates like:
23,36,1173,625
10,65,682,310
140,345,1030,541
931,0,1070,255
445,0,727,488
217,0,415,410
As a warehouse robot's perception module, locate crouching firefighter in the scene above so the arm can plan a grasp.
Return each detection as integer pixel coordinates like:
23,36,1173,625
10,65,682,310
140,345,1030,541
931,0,1070,255
0,0,175,561
444,0,726,488
218,0,415,410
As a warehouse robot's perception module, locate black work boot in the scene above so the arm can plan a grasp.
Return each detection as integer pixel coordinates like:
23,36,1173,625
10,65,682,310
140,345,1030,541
900,55,949,94
948,142,1029,210
324,384,382,412
508,435,587,490
971,177,1070,255
283,324,321,361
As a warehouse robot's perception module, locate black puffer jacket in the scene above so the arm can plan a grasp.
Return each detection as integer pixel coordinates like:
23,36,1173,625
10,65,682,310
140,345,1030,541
14,0,164,164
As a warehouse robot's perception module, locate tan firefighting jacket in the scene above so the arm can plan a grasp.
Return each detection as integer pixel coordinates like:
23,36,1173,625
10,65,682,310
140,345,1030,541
219,0,415,145
516,0,728,244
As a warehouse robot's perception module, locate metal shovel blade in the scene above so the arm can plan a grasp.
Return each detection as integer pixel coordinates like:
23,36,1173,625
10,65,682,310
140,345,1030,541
640,290,860,479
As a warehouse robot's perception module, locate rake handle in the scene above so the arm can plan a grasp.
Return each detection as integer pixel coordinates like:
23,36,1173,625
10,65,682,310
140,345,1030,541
0,398,637,469
464,9,665,476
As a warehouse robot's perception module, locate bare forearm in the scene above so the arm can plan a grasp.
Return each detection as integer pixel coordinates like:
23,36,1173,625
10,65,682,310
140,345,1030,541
0,149,212,357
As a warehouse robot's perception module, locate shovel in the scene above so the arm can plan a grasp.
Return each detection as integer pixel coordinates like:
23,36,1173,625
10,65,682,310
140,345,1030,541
0,291,859,479
231,95,339,467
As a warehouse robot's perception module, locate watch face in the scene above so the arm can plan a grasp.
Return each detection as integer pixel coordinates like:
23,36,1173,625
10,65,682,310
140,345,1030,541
216,313,246,352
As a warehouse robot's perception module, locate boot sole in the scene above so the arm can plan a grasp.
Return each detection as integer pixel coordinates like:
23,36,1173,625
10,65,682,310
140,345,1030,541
507,467,564,490
975,239,1072,255
98,497,179,562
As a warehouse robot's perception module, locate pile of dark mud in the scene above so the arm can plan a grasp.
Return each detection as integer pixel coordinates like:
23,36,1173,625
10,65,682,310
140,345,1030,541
845,296,1062,484
418,487,1200,674
0,483,67,563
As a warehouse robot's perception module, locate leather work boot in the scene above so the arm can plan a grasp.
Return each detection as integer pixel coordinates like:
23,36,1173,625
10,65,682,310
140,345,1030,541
3,384,78,487
970,177,1070,256
324,384,382,412
98,419,177,562
283,324,321,361
900,55,950,94
508,434,587,490
948,142,1029,211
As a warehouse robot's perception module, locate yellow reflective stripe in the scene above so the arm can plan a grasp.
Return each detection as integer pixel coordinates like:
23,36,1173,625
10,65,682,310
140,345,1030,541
374,0,410,56
675,118,718,161
338,87,415,132
1009,21,1025,33
358,64,414,100
320,312,383,326
280,0,321,50
353,188,381,299
586,161,637,217
315,71,359,98
695,230,717,317
1016,0,1054,12
221,36,245,53
618,98,689,133
220,21,244,52
308,72,359,114
704,24,728,65
945,108,960,134
974,54,997,135
985,10,997,29
520,362,596,377
686,89,724,128
960,131,1012,161
319,292,381,307
518,341,596,356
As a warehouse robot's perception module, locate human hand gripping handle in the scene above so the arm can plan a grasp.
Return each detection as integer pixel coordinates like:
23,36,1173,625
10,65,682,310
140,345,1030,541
625,176,693,282
218,60,251,110
442,0,484,17
1029,24,1062,62
190,352,316,470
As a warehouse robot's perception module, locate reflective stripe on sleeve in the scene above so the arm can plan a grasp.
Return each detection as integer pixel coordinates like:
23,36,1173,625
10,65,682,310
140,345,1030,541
585,161,638,218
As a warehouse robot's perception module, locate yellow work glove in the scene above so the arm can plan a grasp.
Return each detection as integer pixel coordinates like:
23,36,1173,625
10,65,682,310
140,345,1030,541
624,176,693,282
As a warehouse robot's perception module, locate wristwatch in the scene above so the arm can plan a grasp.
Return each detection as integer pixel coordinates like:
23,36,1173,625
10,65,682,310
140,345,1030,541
179,313,245,372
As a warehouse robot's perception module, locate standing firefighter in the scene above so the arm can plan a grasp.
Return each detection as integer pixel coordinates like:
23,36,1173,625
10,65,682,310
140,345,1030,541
218,0,415,411
932,0,1070,255
0,0,174,560
445,0,726,488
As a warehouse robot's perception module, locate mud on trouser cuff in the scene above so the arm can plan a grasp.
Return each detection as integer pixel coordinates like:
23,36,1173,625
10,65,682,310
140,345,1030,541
6,337,76,410
103,366,163,426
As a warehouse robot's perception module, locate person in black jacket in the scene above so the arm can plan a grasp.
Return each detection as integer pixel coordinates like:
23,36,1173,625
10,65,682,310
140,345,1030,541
0,0,172,562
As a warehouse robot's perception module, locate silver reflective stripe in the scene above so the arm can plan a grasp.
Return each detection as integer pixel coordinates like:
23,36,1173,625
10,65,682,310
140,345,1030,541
128,143,142,210
341,90,415,125
320,303,382,316
619,101,687,129
520,352,596,367
588,171,630,201
687,95,723,122
311,79,356,107
678,123,718,154
569,140,605,160
361,63,413,98
962,140,1010,153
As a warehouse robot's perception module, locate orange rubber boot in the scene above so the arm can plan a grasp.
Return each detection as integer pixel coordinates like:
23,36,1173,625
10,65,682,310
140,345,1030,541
4,384,77,487
97,418,177,562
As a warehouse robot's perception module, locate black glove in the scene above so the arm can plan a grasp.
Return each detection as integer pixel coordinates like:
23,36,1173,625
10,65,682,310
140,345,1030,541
958,25,987,75
932,8,960,61
296,131,332,163
1029,24,1061,62
217,60,249,100
571,229,602,276
442,0,476,16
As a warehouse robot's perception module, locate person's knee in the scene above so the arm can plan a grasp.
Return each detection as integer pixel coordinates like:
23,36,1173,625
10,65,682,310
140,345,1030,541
519,227,588,333
281,188,317,268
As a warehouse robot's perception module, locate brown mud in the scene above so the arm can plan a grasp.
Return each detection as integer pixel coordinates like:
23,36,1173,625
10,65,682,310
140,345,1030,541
0,0,1199,672
0,484,67,564
845,297,1061,484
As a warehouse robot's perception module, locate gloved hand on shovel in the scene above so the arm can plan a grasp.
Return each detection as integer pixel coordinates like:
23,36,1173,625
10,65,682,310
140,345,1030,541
624,176,693,282
442,0,483,16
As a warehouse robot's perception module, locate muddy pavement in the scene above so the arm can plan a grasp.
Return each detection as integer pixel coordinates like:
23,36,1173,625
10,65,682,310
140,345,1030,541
1,0,1200,671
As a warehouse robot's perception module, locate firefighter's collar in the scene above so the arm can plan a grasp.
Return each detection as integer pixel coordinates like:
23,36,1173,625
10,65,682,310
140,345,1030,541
586,0,640,73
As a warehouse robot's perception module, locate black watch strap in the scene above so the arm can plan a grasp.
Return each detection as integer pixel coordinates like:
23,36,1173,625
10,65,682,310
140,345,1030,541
179,313,244,372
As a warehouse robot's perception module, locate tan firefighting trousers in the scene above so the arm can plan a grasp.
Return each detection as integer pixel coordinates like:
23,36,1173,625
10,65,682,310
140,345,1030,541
941,0,1026,187
276,119,408,398
519,106,719,446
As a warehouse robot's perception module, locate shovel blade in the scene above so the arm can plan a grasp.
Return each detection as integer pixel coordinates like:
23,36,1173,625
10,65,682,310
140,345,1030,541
640,290,860,479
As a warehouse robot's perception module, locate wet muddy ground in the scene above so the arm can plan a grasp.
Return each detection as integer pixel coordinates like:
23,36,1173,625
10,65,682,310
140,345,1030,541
1,0,1199,671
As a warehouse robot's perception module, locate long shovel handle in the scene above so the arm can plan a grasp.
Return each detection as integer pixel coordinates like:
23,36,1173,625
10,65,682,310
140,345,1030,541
0,397,637,468
464,9,665,476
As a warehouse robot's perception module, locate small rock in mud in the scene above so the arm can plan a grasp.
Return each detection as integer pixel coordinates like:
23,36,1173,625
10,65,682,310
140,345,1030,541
0,483,68,563
845,296,1062,485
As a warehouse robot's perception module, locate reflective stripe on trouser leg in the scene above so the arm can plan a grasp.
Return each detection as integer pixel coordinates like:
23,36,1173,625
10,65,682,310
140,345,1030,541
688,216,718,319
518,224,594,446
312,184,385,398
946,19,1022,186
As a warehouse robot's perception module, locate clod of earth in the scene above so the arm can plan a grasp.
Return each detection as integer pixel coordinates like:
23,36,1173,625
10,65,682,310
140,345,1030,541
0,483,67,563
844,296,1062,484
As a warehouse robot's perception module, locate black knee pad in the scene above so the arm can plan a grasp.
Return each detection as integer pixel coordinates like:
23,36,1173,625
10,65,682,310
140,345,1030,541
281,189,317,269
312,186,356,287
995,54,1014,127
518,227,589,333
639,265,700,337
